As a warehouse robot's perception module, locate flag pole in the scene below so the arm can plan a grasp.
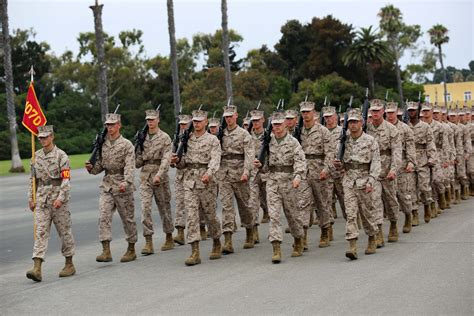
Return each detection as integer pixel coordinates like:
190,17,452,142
29,65,37,240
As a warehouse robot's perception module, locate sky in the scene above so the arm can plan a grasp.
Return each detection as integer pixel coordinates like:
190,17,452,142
7,0,474,70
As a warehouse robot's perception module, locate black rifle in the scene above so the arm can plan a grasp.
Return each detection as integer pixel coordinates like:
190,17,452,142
292,96,307,142
172,106,183,153
217,98,231,144
258,100,283,165
320,96,327,125
175,120,193,159
134,104,161,153
362,88,370,132
247,100,261,134
241,110,249,128
416,91,423,119
402,98,409,124
89,104,120,166
336,96,353,161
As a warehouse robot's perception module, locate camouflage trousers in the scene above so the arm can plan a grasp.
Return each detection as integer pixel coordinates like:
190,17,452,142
174,178,205,228
456,157,469,185
140,180,174,236
373,178,400,224
219,181,254,233
414,165,432,206
306,177,333,228
297,178,315,228
184,183,221,244
99,191,137,243
329,177,346,219
397,171,415,215
431,164,446,201
266,178,304,242
32,201,75,260
469,154,474,184
343,183,378,240
249,174,267,225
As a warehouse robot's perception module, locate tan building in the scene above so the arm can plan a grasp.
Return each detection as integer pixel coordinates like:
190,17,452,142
423,81,474,109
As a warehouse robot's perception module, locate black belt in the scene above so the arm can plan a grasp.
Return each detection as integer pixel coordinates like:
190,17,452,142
269,165,293,173
187,163,208,169
222,153,245,160
38,178,62,186
144,159,162,165
105,169,124,175
380,149,392,156
345,162,370,171
305,154,325,160
415,143,427,149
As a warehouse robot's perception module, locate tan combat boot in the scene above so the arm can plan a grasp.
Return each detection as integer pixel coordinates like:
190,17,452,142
345,238,357,260
271,241,282,263
328,224,334,241
261,210,269,223
96,240,112,262
161,233,175,251
439,192,447,210
387,221,398,242
445,190,451,209
461,184,469,200
291,237,304,257
430,202,438,218
303,227,308,252
319,227,330,248
173,226,185,245
59,256,76,277
120,243,137,263
185,241,201,266
141,235,154,255
26,257,43,282
403,213,412,233
365,235,376,255
222,232,234,254
200,225,208,241
243,228,255,249
424,204,431,223
253,225,260,244
376,224,385,248
209,239,222,260
412,210,420,226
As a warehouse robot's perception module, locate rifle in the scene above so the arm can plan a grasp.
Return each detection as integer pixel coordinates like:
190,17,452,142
89,104,120,166
336,96,353,161
247,100,261,133
416,91,422,119
362,88,370,132
134,104,161,153
293,95,308,143
258,100,283,165
320,96,327,125
176,104,203,159
172,105,183,153
402,99,409,124
217,98,231,143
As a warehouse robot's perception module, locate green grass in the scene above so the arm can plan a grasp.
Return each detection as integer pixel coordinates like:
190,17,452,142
0,153,90,176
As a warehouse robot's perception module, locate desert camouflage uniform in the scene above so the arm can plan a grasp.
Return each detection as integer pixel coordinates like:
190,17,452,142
88,135,137,243
441,120,456,194
450,122,465,191
249,130,268,224
460,120,472,187
328,125,346,218
427,119,449,201
469,119,474,186
29,146,75,260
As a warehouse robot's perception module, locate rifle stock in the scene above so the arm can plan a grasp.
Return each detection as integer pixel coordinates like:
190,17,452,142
336,96,353,161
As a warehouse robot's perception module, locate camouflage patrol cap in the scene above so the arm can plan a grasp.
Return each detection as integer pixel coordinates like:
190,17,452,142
397,108,404,116
145,109,159,120
369,99,384,110
407,101,419,110
223,105,237,117
441,107,448,114
458,107,466,115
347,108,362,121
38,125,54,137
285,109,299,118
105,113,121,124
421,102,432,111
243,118,250,125
178,114,192,124
250,110,264,121
192,109,208,121
299,101,315,112
271,112,286,124
385,102,398,113
433,105,442,113
322,106,336,117
448,109,458,116
208,118,220,127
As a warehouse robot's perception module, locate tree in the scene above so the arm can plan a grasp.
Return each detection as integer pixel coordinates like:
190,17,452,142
428,24,449,105
378,4,421,105
89,0,109,122
0,0,24,172
221,0,233,101
167,0,181,116
343,26,393,96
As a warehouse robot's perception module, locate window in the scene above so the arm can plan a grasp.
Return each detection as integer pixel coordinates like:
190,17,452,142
425,95,430,102
446,93,451,102
464,91,472,101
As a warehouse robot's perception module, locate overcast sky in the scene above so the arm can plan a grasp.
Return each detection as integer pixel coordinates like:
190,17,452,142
8,0,474,70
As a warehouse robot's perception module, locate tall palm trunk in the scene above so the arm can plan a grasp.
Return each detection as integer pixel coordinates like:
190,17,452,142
167,0,181,116
391,41,404,105
437,45,448,106
221,0,233,102
1,0,24,172
90,0,109,122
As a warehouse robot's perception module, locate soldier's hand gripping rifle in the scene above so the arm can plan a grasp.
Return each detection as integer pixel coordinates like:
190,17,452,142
176,104,203,160
134,104,161,153
89,104,120,166
172,105,183,153
362,88,370,132
336,96,353,161
246,100,261,133
258,100,282,165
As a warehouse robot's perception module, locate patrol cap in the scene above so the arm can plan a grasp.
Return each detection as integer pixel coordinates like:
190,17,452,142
441,107,448,114
285,109,299,119
38,125,54,137
322,106,337,117
178,114,192,124
208,118,220,127
299,101,315,112
223,105,237,117
347,108,362,121
192,110,208,121
145,109,159,120
369,99,384,111
271,112,286,124
407,101,419,110
448,109,458,116
243,118,250,125
421,102,432,111
385,102,398,113
433,106,442,113
397,108,404,116
250,110,264,121
458,107,466,115
105,113,121,124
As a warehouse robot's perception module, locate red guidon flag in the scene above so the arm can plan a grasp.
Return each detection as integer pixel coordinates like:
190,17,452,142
22,82,47,135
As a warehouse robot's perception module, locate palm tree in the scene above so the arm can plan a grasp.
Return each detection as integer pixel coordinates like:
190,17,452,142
343,26,393,96
1,0,24,172
428,24,449,106
167,0,181,116
89,0,109,122
221,0,233,102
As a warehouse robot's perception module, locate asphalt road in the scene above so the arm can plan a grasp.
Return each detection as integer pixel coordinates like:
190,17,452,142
1,169,473,314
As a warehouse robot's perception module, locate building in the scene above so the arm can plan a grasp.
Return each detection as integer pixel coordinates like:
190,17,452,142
423,81,473,109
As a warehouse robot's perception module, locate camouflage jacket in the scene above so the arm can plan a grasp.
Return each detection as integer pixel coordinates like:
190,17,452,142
449,122,464,161
218,125,254,182
408,120,436,168
300,123,335,179
135,129,172,185
427,119,449,164
251,130,267,182
392,120,416,172
443,121,456,162
460,122,472,156
327,125,344,179
88,135,136,194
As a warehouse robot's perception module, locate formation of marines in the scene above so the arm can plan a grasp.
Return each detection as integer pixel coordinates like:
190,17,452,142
26,98,473,281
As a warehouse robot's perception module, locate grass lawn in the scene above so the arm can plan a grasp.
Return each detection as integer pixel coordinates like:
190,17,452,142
0,153,90,176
